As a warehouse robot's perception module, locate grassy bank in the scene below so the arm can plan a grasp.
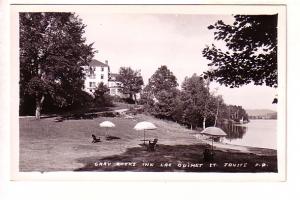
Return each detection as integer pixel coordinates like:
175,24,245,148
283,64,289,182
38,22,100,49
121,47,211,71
19,113,277,172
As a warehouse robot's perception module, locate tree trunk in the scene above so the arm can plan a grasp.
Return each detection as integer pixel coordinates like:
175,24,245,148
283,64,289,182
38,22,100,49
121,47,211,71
214,101,219,127
203,117,206,129
133,93,137,105
129,93,133,102
35,95,45,119
214,116,217,127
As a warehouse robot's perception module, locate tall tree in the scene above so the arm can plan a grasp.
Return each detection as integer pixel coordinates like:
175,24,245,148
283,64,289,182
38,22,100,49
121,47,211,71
202,15,278,88
180,74,211,129
208,94,224,127
142,65,179,119
147,65,178,95
117,67,144,104
139,84,155,109
152,88,180,120
20,12,95,119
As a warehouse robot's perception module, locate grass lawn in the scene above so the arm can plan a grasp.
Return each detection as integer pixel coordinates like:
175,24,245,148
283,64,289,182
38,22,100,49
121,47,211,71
19,113,277,172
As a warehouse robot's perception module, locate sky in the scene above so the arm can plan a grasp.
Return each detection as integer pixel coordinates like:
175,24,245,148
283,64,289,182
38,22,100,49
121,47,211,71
77,12,277,111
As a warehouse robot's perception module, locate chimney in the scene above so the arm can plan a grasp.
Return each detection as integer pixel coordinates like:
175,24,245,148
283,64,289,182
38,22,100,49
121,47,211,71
105,60,108,65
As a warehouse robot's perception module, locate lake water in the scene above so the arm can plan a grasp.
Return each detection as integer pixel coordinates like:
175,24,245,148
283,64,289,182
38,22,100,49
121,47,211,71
220,120,277,150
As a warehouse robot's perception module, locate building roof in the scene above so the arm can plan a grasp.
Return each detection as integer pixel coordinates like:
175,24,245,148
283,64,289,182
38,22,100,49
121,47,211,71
89,59,109,67
109,73,120,82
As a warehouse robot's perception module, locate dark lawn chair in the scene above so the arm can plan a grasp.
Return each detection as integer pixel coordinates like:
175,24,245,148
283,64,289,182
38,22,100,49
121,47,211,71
148,138,158,151
92,134,101,143
203,148,214,162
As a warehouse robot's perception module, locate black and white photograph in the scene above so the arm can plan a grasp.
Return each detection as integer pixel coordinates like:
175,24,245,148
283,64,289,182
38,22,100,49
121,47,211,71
10,4,286,179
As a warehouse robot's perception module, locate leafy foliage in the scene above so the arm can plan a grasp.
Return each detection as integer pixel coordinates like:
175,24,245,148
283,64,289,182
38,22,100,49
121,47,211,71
202,15,278,88
116,67,144,103
152,89,180,120
140,71,249,129
93,82,113,107
142,66,179,119
147,65,178,95
19,12,96,117
180,74,210,128
226,105,249,123
139,84,155,107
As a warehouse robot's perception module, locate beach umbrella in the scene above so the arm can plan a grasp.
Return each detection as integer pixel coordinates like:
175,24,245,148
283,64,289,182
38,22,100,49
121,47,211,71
201,127,227,151
99,121,115,137
134,121,157,144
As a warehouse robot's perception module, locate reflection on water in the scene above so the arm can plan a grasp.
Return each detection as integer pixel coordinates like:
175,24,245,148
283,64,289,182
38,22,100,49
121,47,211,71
218,122,247,141
195,120,277,149
221,120,277,150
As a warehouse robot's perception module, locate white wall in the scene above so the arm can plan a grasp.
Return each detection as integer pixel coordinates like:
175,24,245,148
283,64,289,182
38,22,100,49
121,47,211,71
83,61,126,97
83,65,109,94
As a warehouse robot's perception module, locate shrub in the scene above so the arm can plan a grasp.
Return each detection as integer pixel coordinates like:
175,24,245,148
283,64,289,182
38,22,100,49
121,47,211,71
93,83,113,107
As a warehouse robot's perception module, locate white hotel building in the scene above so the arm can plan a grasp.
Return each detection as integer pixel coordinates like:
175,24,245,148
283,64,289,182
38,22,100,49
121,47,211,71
83,59,123,96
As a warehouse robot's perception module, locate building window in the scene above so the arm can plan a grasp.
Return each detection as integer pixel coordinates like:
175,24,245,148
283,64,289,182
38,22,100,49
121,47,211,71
101,67,104,72
89,82,96,87
87,66,96,78
101,74,104,79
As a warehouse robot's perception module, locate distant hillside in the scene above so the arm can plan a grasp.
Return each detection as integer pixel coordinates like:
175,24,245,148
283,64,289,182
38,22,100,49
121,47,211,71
246,109,276,116
246,109,277,119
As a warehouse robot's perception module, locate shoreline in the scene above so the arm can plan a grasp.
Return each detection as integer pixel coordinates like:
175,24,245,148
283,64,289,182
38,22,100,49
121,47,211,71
19,114,277,172
192,134,277,156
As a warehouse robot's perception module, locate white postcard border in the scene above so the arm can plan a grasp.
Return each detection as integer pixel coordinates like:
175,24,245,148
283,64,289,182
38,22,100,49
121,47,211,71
10,4,287,181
